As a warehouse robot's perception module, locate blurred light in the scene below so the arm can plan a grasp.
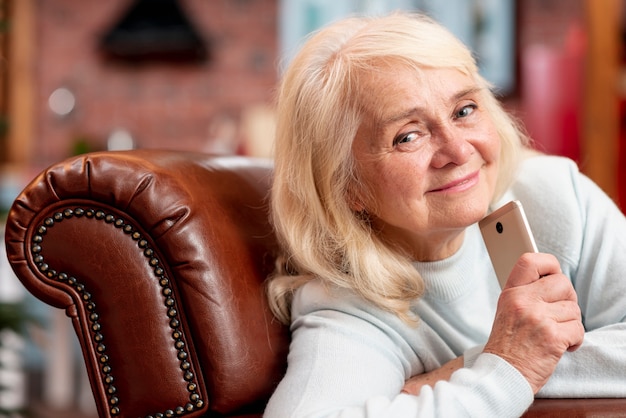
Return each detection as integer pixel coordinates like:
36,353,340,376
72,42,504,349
48,87,76,117
107,129,135,151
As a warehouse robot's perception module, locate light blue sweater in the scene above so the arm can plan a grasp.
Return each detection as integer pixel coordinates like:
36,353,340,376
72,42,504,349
264,156,626,417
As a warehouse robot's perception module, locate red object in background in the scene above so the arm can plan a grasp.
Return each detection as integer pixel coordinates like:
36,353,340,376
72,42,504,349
522,24,626,214
522,23,586,162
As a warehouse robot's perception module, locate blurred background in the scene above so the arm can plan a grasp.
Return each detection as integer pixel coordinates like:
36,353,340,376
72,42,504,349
0,0,624,416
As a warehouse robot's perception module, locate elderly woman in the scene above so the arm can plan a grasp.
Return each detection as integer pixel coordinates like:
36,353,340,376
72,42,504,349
264,12,626,417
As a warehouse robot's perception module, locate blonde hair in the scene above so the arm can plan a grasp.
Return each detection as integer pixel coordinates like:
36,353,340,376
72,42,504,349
267,12,530,324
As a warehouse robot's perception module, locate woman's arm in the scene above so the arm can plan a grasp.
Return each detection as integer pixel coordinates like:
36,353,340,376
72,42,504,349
402,357,464,395
494,156,626,398
538,172,626,397
264,304,534,418
265,272,580,418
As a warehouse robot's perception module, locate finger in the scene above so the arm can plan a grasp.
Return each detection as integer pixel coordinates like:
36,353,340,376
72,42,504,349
505,252,562,288
524,301,584,350
532,273,579,304
561,317,585,352
547,300,582,323
402,373,436,395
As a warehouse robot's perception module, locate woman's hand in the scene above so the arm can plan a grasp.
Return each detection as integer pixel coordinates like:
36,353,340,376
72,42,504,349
402,253,582,397
483,252,584,394
401,357,464,395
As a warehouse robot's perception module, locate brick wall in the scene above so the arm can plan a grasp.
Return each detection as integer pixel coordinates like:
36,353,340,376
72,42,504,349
34,0,277,165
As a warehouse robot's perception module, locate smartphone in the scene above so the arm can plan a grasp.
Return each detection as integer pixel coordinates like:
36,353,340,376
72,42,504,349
479,200,538,288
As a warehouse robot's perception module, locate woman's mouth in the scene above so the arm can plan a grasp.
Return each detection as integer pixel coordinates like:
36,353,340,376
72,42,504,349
429,170,480,193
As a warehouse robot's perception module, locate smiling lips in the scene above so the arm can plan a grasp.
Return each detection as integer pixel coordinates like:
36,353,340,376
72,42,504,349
429,170,480,193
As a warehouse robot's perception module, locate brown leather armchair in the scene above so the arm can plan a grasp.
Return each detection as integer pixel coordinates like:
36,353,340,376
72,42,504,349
5,150,626,418
4,150,290,418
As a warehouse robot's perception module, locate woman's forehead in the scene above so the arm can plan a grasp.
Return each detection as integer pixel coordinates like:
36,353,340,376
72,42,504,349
355,66,477,120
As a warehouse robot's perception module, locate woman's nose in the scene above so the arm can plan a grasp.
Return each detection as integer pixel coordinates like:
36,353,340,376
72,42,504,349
430,125,474,168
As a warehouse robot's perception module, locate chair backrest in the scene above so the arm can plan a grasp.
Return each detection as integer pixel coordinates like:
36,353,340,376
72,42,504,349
4,150,290,417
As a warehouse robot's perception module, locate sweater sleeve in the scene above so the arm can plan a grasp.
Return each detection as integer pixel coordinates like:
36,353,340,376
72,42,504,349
534,160,626,397
264,281,533,418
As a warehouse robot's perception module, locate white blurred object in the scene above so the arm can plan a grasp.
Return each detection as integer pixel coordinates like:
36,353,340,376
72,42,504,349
240,105,275,158
43,309,74,410
204,114,239,154
0,329,26,411
0,227,27,414
107,129,135,151
48,87,76,117
0,230,24,304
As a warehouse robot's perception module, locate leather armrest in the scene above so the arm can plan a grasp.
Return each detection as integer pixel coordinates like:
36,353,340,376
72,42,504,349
4,150,289,418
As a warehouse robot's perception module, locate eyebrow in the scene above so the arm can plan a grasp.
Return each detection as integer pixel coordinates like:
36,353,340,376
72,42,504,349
380,86,484,127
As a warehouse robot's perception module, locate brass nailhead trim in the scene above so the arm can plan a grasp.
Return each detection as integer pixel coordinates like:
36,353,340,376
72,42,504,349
31,207,205,417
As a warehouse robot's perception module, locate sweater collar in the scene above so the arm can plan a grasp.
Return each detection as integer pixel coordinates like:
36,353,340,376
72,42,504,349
411,223,490,302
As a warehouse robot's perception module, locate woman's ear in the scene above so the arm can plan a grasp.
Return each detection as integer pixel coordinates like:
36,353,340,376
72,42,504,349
346,183,367,213
350,200,365,213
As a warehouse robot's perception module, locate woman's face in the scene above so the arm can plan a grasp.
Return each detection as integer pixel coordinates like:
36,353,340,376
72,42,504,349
352,65,501,261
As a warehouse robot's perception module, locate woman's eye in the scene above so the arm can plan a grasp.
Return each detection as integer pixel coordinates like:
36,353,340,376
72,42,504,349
455,104,476,119
393,132,419,146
